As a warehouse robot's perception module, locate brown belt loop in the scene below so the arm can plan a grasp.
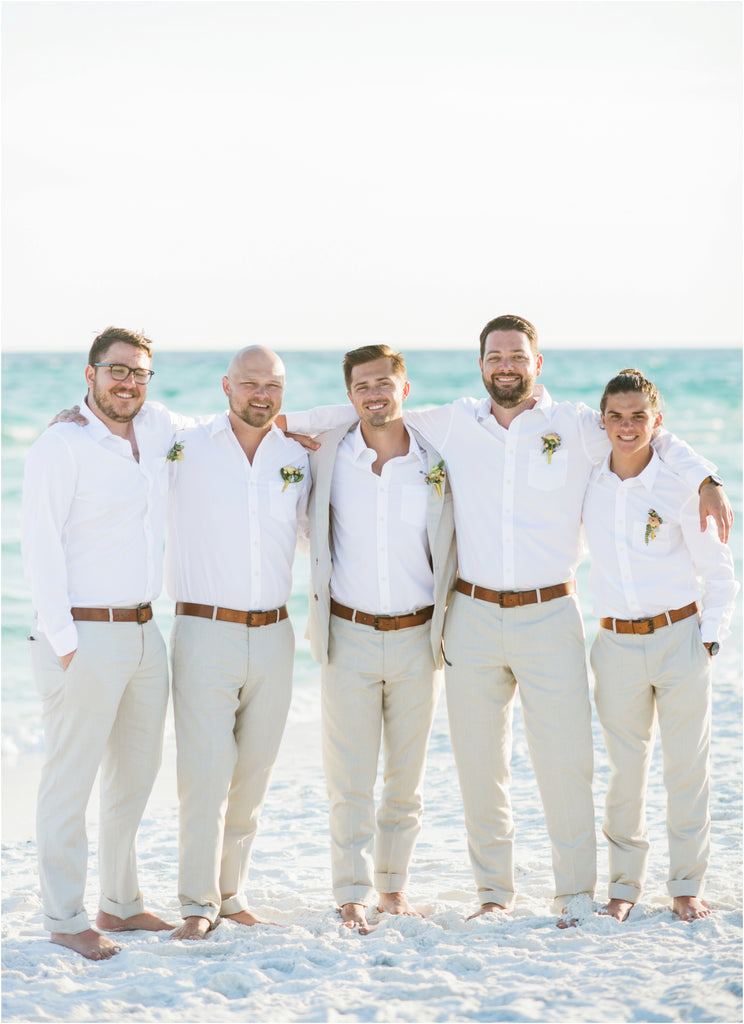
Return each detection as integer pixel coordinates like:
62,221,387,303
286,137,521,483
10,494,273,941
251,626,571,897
70,603,153,624
455,579,576,608
600,602,699,636
330,600,434,631
175,602,288,627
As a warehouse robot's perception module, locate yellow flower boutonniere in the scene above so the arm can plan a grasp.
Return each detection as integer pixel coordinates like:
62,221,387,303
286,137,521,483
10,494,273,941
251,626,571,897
166,442,184,462
541,433,561,464
423,460,446,498
645,509,663,545
280,465,304,492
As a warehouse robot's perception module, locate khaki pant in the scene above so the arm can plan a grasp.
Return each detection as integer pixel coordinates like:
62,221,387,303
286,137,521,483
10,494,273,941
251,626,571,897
591,615,712,901
322,616,440,907
171,614,293,921
444,590,596,910
29,619,168,934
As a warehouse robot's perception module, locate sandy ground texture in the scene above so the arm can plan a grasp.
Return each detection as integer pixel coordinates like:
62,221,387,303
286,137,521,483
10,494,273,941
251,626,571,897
2,682,742,1024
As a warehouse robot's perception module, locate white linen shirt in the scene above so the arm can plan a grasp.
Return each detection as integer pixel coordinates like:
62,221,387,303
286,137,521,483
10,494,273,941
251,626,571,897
328,423,434,615
582,451,737,642
22,399,178,657
288,388,714,591
165,415,310,610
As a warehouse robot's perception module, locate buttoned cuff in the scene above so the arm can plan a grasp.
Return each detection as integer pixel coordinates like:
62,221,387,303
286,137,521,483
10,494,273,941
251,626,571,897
48,623,79,659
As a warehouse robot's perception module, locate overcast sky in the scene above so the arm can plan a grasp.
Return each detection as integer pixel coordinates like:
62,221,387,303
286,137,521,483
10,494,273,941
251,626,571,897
2,1,741,351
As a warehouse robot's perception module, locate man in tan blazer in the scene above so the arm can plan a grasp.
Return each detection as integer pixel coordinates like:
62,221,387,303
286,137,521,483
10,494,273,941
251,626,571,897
305,345,456,933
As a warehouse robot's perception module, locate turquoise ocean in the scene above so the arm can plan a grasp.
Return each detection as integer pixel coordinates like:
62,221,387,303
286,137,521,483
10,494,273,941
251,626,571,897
2,348,741,759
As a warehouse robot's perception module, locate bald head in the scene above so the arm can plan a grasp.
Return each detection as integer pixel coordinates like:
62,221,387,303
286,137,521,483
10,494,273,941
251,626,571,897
223,346,286,429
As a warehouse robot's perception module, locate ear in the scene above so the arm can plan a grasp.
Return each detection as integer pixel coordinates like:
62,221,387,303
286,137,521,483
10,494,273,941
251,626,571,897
478,358,483,374
222,375,230,398
85,364,95,388
402,380,410,400
535,353,544,377
654,412,663,430
600,412,606,429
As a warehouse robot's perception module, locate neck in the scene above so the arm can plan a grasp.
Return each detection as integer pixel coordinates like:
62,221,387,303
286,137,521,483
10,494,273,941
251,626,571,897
609,446,654,480
359,418,410,475
85,393,137,441
489,393,538,428
228,409,272,462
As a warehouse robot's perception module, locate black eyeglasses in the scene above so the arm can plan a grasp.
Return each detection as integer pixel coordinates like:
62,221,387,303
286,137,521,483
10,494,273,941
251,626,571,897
93,363,154,384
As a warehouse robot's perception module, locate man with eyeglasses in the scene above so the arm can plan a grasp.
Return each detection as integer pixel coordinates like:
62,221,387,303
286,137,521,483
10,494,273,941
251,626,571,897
22,326,176,960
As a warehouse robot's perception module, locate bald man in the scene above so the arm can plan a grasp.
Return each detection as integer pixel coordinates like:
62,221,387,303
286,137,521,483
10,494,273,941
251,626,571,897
166,347,310,940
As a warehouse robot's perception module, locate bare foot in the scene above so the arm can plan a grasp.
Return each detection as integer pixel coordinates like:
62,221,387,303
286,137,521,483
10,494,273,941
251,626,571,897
340,902,377,934
598,899,634,922
377,892,424,918
96,909,174,932
467,902,509,921
223,909,275,927
673,896,711,921
51,928,121,961
170,916,213,941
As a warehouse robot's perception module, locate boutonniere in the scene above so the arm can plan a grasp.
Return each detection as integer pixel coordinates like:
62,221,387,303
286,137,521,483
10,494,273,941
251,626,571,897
541,433,561,464
166,442,184,462
423,460,446,498
280,465,304,492
645,509,663,545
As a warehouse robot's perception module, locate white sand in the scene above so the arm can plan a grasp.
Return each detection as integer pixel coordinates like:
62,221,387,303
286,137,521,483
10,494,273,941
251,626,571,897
2,668,742,1024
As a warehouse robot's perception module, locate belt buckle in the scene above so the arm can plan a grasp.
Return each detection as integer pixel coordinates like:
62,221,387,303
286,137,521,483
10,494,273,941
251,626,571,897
634,617,654,634
498,591,516,608
136,603,149,624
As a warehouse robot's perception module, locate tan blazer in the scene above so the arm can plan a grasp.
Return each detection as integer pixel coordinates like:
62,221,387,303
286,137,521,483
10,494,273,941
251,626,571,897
306,420,457,668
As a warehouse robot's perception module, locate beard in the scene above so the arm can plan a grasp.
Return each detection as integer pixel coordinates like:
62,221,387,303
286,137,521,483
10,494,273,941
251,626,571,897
482,371,535,409
229,395,278,428
91,381,144,422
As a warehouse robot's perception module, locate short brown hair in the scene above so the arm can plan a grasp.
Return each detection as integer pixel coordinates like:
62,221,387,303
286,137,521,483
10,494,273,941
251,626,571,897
342,344,407,390
600,368,662,414
88,326,153,367
479,315,538,359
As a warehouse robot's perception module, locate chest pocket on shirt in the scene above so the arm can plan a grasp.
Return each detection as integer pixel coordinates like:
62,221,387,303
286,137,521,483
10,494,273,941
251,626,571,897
400,483,429,527
632,518,672,554
527,449,568,491
269,480,299,522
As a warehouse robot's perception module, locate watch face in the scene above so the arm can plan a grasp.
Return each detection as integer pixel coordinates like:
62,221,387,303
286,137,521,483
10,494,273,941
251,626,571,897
709,642,720,656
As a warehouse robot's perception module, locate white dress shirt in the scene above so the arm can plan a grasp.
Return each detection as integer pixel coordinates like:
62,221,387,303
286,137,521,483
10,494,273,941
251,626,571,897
165,415,310,610
328,424,434,615
22,399,178,657
582,451,737,642
287,388,714,591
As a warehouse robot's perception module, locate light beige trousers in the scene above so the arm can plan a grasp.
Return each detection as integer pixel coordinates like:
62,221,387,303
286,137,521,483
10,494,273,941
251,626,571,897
322,616,440,907
29,620,168,934
444,590,597,911
171,614,293,921
591,615,712,902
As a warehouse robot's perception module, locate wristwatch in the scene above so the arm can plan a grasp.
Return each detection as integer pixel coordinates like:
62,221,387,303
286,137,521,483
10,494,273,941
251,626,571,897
700,474,723,488
704,642,720,656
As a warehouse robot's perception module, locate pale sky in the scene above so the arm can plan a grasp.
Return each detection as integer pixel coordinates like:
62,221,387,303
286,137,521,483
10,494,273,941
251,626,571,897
2,0,741,351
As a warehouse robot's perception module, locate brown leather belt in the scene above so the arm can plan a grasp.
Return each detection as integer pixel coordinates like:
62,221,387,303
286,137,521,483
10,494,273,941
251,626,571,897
600,602,699,635
71,603,153,623
331,599,434,631
175,602,288,627
455,578,576,608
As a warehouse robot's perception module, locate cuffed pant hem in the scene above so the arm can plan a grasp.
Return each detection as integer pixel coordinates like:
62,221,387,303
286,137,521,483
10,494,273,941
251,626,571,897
552,888,596,913
99,892,145,919
478,888,514,910
374,872,409,894
607,882,641,903
220,895,249,916
335,886,374,908
180,901,220,923
667,879,705,898
43,909,90,935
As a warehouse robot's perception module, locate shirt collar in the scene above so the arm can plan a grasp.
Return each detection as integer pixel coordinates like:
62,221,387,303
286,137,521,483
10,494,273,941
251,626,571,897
80,395,136,444
598,447,661,488
349,421,426,465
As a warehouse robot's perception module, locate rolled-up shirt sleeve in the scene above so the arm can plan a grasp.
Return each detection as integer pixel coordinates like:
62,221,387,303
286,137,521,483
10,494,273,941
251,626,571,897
22,431,80,657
